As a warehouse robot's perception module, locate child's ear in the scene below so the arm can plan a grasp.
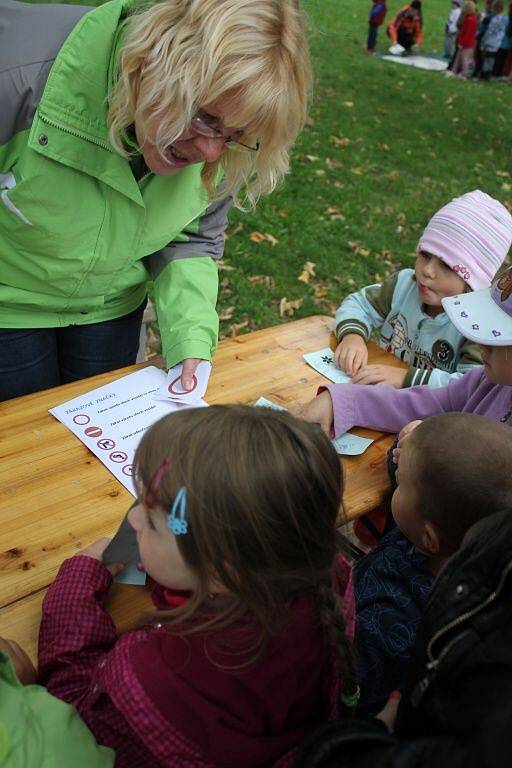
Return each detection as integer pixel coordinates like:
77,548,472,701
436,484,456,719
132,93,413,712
421,521,441,556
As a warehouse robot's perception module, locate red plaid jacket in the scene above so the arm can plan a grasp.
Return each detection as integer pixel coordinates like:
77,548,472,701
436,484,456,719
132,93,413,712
38,556,354,767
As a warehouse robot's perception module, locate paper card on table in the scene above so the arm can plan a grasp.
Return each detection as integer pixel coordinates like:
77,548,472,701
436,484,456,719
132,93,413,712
102,511,147,586
153,360,211,406
303,348,351,384
50,366,198,496
115,561,147,586
253,396,288,412
331,433,374,456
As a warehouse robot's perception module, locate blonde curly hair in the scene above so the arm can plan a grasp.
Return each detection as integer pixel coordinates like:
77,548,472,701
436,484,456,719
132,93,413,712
108,0,311,208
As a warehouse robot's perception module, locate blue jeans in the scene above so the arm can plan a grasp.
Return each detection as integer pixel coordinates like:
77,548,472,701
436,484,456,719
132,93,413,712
0,302,146,401
367,24,378,51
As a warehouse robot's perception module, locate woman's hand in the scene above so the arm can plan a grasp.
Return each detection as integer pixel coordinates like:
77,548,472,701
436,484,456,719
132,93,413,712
297,390,334,437
0,637,37,685
334,334,368,376
392,419,423,464
180,358,202,391
77,538,123,577
351,364,406,388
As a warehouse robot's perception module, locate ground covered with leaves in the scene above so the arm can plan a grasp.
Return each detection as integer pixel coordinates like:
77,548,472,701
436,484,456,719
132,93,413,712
192,0,509,351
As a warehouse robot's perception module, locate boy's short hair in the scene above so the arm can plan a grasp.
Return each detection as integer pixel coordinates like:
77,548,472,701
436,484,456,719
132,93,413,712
407,413,512,554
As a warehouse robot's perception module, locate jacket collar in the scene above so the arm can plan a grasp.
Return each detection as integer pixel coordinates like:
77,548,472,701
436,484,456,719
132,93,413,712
30,0,148,205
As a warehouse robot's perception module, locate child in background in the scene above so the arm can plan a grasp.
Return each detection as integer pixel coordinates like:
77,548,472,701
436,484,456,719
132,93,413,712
367,0,387,53
37,406,357,768
0,637,114,766
472,0,494,75
480,0,508,77
492,1,512,76
451,0,479,75
445,0,462,59
387,1,423,52
333,190,511,388
354,412,512,716
301,262,512,449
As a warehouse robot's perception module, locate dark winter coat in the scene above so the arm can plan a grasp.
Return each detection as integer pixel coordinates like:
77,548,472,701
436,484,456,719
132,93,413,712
293,507,512,768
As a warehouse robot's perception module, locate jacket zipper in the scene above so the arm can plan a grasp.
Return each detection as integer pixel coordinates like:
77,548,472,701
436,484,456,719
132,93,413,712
426,556,512,671
39,113,112,152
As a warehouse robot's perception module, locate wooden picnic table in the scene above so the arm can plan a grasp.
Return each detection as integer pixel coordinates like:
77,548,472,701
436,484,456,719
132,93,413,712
0,315,406,661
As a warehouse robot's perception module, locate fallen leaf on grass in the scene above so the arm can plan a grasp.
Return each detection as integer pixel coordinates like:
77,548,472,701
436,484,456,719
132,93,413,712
315,169,326,176
217,259,235,271
297,261,316,284
250,231,279,246
248,274,275,289
342,101,354,108
387,170,400,180
229,320,250,337
351,167,364,176
219,306,236,321
305,154,320,162
330,135,350,147
326,206,345,221
497,170,510,178
279,297,303,317
313,284,327,299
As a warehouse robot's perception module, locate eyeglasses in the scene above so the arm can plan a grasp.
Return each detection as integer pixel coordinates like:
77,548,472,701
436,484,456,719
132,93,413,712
190,111,259,152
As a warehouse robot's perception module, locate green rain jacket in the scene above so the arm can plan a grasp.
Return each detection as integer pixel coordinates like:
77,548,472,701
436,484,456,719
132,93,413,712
0,653,114,767
0,0,230,367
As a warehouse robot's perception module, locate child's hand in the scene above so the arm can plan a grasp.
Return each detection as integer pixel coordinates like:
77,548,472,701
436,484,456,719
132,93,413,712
351,364,406,388
392,419,423,464
77,538,124,577
376,690,401,733
0,637,37,685
334,335,368,376
297,391,334,437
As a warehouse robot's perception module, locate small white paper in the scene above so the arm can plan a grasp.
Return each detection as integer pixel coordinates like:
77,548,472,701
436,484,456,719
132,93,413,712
50,366,206,496
153,360,211,406
331,433,374,456
253,396,288,412
303,348,351,384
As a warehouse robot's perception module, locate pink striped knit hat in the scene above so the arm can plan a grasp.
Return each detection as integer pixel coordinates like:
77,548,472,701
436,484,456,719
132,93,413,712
417,190,512,290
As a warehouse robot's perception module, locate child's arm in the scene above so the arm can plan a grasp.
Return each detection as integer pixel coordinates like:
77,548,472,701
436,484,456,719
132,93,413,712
38,544,119,705
334,274,398,374
403,339,482,389
321,368,483,436
334,274,397,343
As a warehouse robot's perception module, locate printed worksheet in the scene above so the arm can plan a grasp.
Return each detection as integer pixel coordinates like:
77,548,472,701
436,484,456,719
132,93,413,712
50,365,208,495
303,348,351,384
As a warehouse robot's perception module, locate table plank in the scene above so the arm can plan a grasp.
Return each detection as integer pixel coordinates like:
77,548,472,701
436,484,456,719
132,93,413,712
0,316,406,657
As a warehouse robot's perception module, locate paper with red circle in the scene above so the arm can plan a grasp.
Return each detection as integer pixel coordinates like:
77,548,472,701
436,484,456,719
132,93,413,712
154,360,211,406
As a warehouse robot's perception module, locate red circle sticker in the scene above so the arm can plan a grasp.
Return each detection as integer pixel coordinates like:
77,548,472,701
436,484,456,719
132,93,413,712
84,426,103,438
109,450,128,463
122,464,134,476
97,438,116,451
73,414,90,426
168,374,197,396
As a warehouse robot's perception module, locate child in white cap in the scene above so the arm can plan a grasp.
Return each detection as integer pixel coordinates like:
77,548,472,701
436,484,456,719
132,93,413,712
333,190,512,388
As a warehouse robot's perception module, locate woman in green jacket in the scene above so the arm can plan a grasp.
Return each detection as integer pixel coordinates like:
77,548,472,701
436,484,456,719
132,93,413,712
0,0,310,399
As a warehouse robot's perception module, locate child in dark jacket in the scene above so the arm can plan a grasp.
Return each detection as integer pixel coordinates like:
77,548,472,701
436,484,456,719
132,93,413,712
367,0,387,52
38,406,357,768
294,504,512,768
353,412,512,715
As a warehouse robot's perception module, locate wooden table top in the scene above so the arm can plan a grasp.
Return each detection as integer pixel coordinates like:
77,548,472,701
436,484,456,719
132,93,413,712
0,315,406,660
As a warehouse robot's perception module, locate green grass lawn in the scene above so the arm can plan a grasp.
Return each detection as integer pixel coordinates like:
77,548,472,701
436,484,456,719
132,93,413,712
216,0,512,342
